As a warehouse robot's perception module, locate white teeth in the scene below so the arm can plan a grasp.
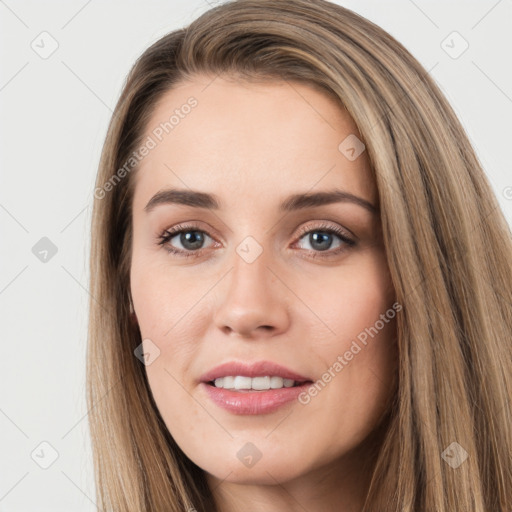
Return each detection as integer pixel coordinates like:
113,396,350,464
270,376,284,388
234,376,252,389
213,376,299,390
252,376,270,390
222,376,234,389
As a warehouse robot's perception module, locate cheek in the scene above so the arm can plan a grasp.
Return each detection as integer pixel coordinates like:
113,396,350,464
130,254,211,430
130,248,210,342
296,314,396,466
300,247,395,347
297,250,397,432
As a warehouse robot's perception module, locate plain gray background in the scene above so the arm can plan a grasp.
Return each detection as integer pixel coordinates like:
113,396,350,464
1,0,511,510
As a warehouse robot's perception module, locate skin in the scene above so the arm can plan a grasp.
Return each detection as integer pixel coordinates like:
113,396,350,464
130,74,398,512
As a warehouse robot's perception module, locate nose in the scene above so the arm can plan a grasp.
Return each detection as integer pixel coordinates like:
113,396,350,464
213,248,290,338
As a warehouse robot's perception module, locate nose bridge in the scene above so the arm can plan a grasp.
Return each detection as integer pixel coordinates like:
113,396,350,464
228,235,275,304
213,234,289,336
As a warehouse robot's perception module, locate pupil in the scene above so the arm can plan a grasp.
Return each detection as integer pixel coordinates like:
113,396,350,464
310,232,332,251
181,231,204,250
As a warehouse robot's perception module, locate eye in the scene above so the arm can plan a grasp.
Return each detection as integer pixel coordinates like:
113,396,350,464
156,221,356,259
293,222,356,259
157,223,216,258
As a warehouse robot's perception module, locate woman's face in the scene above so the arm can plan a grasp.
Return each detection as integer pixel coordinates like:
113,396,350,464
130,75,398,486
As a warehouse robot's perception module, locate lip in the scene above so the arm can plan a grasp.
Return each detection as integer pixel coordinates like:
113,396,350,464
201,382,313,415
199,360,313,415
199,360,311,383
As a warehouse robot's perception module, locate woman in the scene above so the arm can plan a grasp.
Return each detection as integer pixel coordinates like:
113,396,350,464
87,0,512,510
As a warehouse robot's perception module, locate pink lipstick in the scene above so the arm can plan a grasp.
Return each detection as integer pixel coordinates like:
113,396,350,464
199,360,313,415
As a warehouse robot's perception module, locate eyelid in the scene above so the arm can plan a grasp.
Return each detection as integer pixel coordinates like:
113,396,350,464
159,220,221,242
294,220,356,241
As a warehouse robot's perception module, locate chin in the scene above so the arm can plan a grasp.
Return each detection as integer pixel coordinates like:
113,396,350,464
208,462,306,485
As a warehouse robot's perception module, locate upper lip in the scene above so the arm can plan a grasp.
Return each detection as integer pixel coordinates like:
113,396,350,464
200,360,312,383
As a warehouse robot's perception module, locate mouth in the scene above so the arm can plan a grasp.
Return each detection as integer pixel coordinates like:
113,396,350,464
199,361,314,414
205,376,312,392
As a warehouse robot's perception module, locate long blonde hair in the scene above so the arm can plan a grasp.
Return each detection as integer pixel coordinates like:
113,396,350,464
87,1,512,510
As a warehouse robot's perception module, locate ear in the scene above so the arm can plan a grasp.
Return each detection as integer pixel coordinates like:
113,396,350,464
129,295,138,326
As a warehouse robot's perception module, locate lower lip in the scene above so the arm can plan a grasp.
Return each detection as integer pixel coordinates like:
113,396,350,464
201,382,312,415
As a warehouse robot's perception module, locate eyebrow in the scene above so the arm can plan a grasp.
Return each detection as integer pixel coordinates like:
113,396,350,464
144,188,378,215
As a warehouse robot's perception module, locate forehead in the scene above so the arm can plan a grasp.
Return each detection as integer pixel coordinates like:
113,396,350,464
132,76,376,213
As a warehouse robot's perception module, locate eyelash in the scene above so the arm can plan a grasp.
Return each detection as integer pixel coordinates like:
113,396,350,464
156,222,356,260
